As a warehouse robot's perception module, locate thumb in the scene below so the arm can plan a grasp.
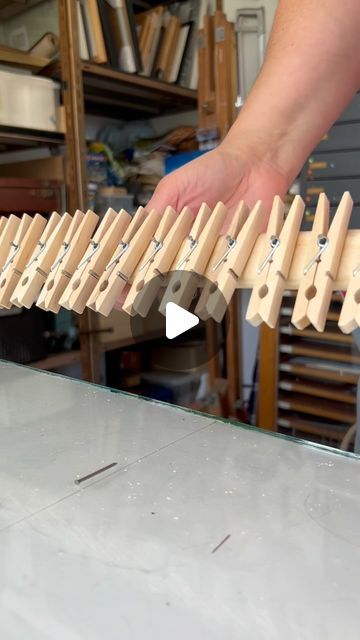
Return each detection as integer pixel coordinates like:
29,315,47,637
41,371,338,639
147,174,180,214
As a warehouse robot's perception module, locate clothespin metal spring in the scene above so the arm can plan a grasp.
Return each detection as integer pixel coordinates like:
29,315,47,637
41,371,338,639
2,242,20,272
139,239,163,272
105,241,129,271
77,240,100,270
51,242,70,271
257,235,280,274
303,234,329,275
212,235,237,272
177,236,199,269
26,241,46,269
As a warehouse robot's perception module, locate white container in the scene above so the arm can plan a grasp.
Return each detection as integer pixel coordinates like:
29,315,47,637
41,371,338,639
0,70,60,132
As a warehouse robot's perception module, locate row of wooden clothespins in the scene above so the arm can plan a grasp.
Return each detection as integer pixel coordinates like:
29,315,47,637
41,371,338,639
0,190,358,333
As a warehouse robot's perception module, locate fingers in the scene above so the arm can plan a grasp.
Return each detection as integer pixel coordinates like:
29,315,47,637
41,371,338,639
147,175,178,214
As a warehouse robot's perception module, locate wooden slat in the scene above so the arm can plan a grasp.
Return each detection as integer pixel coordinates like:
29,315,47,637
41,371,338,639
278,393,355,424
279,362,359,384
279,325,353,344
279,342,360,364
278,416,347,442
279,379,356,404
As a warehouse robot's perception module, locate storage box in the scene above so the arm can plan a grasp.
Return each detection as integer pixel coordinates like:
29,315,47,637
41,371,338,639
0,70,60,131
141,370,201,406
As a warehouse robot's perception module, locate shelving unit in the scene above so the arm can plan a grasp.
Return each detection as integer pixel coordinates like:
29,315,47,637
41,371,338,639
258,292,359,446
55,0,198,382
257,93,360,447
0,125,64,150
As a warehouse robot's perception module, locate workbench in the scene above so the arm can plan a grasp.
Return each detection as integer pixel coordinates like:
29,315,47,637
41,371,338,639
0,361,359,639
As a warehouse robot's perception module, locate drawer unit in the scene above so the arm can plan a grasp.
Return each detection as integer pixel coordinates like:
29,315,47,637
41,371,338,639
317,123,360,151
304,178,360,206
305,150,360,179
338,93,360,122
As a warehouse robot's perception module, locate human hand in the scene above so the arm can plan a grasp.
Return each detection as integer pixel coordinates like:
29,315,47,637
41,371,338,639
147,132,291,228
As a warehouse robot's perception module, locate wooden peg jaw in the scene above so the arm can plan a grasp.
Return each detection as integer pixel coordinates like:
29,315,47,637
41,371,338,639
245,196,286,326
159,202,228,314
11,211,64,308
195,200,249,320
257,195,305,328
125,206,193,318
291,193,330,330
0,217,6,237
0,215,21,271
198,201,263,322
167,202,211,272
91,208,161,317
86,206,147,311
0,213,47,309
36,210,98,313
305,191,353,331
59,208,132,314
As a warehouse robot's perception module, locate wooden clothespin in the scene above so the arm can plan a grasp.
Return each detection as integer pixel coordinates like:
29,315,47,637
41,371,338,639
291,193,329,330
90,208,161,317
0,217,6,237
159,202,226,314
0,215,21,271
195,201,249,319
86,206,147,311
338,234,360,334
11,211,65,308
123,206,193,317
292,191,353,332
0,213,47,309
59,208,132,314
246,195,305,328
196,201,263,322
36,209,98,313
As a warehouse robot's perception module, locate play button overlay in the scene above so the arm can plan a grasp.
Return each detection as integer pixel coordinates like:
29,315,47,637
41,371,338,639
128,269,230,372
166,302,199,339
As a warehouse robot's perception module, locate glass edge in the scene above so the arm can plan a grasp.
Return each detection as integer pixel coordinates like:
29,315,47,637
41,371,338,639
3,359,359,461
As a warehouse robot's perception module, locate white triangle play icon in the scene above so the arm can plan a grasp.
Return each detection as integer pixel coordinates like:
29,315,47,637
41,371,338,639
165,302,199,339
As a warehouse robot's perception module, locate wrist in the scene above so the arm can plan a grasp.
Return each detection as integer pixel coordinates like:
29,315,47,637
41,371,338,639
220,117,298,188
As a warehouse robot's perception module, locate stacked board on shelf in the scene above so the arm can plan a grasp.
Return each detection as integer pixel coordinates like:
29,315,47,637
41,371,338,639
76,0,207,87
277,292,359,447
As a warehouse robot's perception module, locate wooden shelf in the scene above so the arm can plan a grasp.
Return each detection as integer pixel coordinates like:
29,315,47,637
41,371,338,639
279,326,353,344
278,393,356,424
279,379,356,404
29,350,81,371
81,63,197,118
0,125,64,151
278,416,348,442
44,60,197,119
280,341,360,364
100,329,165,353
279,362,360,384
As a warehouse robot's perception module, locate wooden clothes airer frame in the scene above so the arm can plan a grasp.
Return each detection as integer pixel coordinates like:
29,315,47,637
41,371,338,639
0,191,359,335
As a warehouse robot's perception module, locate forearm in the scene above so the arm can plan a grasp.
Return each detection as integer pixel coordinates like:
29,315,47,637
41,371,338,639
224,0,360,184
